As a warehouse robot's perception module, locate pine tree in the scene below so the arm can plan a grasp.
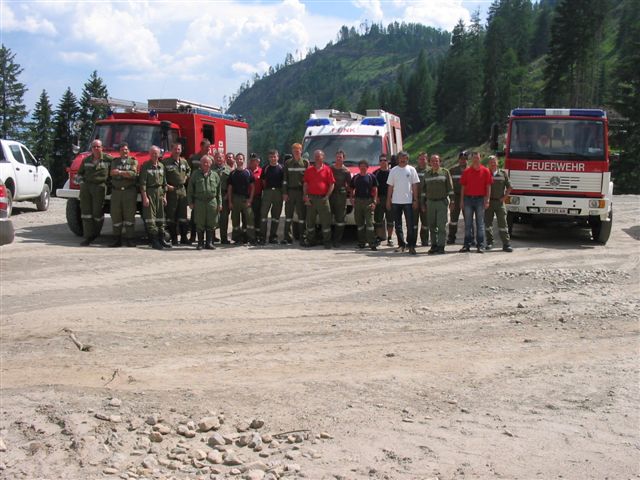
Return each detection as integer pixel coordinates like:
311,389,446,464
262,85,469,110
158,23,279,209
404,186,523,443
356,86,377,114
51,88,79,189
78,71,109,149
404,50,434,135
0,44,28,140
28,90,54,169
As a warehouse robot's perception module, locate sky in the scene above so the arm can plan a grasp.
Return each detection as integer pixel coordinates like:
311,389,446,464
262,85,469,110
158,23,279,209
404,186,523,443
1,0,491,115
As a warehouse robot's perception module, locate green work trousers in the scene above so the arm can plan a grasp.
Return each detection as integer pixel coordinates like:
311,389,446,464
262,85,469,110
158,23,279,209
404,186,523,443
354,198,375,246
261,189,283,241
219,190,230,241
330,191,348,243
194,199,219,231
448,196,462,242
80,182,106,240
231,194,255,242
110,187,137,238
284,189,306,242
485,199,510,245
142,188,165,236
374,195,394,238
306,195,332,245
166,186,188,231
427,198,449,248
413,203,429,245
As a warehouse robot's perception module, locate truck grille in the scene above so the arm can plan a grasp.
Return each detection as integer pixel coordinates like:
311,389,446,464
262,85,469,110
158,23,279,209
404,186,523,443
509,171,602,193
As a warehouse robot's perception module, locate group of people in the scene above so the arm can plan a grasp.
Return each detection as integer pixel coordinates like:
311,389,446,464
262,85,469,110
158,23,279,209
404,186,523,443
75,139,513,253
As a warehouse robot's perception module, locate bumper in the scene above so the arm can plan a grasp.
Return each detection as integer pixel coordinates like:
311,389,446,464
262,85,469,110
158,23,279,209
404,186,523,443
56,188,80,199
0,218,15,245
506,195,611,221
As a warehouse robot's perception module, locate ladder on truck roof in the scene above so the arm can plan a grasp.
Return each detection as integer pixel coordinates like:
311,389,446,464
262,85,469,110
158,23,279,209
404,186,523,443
90,97,149,112
148,99,242,122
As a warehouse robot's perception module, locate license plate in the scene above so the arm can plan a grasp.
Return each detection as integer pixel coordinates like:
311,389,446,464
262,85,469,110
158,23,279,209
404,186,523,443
541,207,567,214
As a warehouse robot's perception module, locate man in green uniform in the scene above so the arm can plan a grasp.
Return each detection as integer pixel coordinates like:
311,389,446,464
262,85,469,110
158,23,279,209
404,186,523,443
329,150,352,247
227,153,256,244
162,142,191,245
213,152,232,244
187,139,212,243
414,152,430,247
422,154,454,255
109,142,138,248
350,160,378,251
282,143,309,244
447,151,468,244
77,139,112,246
260,150,284,244
139,146,170,250
485,155,513,252
188,155,221,250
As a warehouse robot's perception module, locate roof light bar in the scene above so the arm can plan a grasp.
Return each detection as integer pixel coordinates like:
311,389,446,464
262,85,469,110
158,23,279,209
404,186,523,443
512,108,606,118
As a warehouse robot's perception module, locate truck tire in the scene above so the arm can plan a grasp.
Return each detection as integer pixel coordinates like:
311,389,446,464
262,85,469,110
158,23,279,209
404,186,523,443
66,198,83,236
35,184,51,211
507,211,515,237
592,208,613,244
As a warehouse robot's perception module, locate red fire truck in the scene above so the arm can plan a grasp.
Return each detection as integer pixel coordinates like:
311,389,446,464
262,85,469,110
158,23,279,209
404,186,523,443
57,98,249,236
500,108,613,244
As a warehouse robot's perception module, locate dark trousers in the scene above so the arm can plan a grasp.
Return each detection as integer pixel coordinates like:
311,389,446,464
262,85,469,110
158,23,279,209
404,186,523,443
392,203,416,248
463,196,486,248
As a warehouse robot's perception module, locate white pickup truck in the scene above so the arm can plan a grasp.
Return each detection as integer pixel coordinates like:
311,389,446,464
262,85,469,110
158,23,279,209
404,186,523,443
0,139,52,217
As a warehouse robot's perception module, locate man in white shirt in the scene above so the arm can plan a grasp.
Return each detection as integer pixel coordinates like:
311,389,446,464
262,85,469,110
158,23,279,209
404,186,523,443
385,151,420,254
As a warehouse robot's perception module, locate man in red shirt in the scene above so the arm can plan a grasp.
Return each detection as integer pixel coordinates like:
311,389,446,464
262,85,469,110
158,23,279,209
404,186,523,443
302,149,335,248
459,151,493,253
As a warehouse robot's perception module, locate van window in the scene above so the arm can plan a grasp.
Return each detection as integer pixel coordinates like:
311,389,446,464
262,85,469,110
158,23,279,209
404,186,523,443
9,145,25,164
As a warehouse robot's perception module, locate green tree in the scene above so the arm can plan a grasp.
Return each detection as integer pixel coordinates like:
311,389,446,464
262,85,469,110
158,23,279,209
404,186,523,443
78,70,108,149
28,90,54,169
543,0,609,106
356,86,377,114
51,88,79,189
0,44,28,140
404,50,435,135
611,0,640,193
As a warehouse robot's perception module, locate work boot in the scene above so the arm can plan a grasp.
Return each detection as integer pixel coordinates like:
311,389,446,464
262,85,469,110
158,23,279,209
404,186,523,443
180,224,191,245
109,236,122,248
459,246,470,253
189,223,197,244
80,238,92,246
124,238,136,247
205,230,215,250
159,230,172,249
503,244,513,252
408,246,417,255
196,231,204,250
437,246,446,255
168,225,178,246
151,234,163,250
427,246,438,255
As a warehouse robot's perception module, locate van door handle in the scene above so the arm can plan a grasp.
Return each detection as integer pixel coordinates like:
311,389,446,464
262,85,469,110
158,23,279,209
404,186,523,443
15,167,20,171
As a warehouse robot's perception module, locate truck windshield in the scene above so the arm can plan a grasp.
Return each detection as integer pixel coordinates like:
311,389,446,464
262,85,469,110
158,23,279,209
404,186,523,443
509,119,605,161
303,136,382,166
91,124,178,153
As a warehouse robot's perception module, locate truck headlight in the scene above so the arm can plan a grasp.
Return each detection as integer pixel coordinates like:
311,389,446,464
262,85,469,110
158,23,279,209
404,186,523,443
507,196,520,205
589,199,605,208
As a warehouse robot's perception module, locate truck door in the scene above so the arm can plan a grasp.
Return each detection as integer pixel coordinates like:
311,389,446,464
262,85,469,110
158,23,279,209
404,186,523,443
8,144,36,198
20,146,43,196
224,125,248,158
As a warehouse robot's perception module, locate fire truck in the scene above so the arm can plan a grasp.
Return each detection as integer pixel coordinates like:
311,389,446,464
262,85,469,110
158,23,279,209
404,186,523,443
57,98,249,236
302,109,403,223
499,108,613,244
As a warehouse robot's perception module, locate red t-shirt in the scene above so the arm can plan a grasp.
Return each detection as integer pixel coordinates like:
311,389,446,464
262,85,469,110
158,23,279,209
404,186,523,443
250,166,263,197
303,163,335,196
460,165,493,196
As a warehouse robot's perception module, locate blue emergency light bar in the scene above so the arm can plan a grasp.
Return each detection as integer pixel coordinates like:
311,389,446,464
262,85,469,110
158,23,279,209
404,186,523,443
361,117,386,126
306,118,331,127
511,108,606,118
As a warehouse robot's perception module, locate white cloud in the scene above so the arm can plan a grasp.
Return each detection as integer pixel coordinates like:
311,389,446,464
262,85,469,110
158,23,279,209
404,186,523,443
0,2,57,36
401,0,470,30
232,61,270,75
59,51,97,64
353,0,384,22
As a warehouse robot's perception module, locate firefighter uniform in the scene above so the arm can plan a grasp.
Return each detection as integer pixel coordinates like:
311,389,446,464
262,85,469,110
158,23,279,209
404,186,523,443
139,161,168,249
303,163,335,247
109,155,138,246
422,167,454,253
187,169,221,249
162,156,191,245
228,169,256,243
330,164,352,246
77,153,113,244
188,152,206,241
414,164,430,246
351,173,378,248
373,168,394,241
485,169,512,249
250,165,263,241
283,156,309,243
448,163,464,243
215,164,233,243
260,163,284,243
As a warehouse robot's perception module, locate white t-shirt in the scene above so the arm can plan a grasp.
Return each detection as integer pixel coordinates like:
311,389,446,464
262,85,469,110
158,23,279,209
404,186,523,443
387,165,420,204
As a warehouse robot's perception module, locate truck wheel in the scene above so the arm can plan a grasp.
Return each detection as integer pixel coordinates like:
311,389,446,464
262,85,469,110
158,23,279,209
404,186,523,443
35,184,51,211
66,198,83,236
592,208,613,244
507,212,515,237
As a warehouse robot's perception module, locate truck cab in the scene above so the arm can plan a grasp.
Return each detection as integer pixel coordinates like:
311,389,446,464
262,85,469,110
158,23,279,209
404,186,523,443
503,108,613,243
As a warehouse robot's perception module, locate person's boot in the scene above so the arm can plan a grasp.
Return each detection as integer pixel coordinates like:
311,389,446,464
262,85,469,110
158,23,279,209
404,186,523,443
189,223,197,244
427,245,438,255
196,231,204,250
168,225,178,246
180,224,191,245
205,230,215,250
151,234,164,250
159,230,172,249
124,237,136,247
109,236,122,248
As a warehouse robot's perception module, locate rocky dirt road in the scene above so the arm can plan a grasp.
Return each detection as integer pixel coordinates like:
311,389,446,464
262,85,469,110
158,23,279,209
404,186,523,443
1,197,638,480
